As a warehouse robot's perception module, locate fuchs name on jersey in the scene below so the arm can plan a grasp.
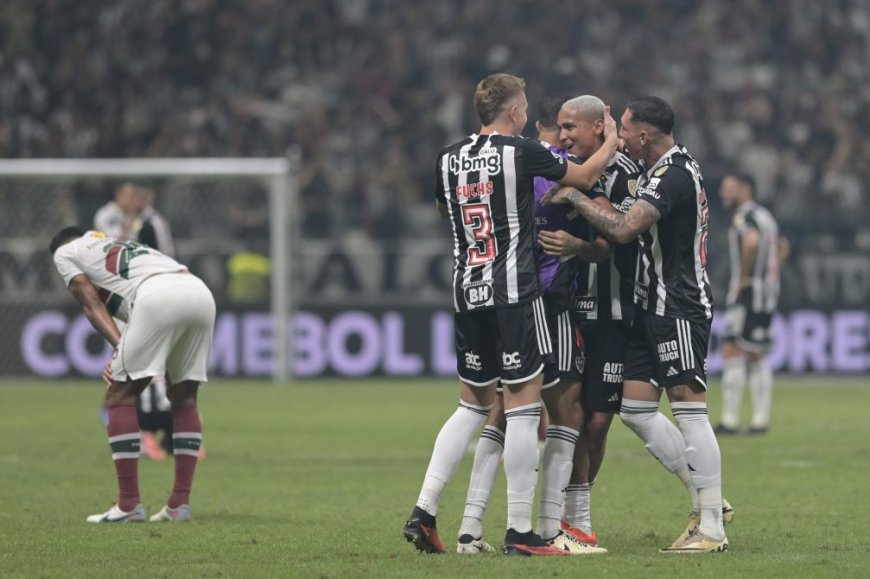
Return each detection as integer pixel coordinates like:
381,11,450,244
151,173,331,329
456,181,494,200
435,133,568,312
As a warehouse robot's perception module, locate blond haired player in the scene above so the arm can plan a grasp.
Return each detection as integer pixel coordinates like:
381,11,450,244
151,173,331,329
49,226,215,523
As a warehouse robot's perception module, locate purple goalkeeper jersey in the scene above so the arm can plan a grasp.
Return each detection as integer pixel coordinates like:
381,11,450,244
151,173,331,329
533,143,584,308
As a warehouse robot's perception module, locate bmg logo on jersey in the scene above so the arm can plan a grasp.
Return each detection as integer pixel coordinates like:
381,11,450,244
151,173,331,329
450,148,501,176
657,340,680,363
464,352,483,372
463,281,494,307
502,351,522,371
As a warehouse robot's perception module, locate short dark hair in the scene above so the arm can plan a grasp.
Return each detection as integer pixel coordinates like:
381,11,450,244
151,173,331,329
537,95,570,129
724,171,756,195
49,226,87,255
474,73,526,125
626,96,675,135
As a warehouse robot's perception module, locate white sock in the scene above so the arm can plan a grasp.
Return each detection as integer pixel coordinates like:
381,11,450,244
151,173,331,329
720,357,746,429
620,399,699,511
536,425,579,540
671,402,724,540
748,359,773,429
504,402,542,533
416,401,491,516
563,482,592,533
459,426,505,538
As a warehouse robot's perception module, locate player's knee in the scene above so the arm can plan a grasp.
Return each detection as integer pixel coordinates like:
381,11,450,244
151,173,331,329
584,414,611,444
168,381,199,408
619,407,654,431
105,377,149,405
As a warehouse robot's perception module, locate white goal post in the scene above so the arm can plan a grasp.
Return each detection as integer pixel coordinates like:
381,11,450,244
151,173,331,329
0,156,298,382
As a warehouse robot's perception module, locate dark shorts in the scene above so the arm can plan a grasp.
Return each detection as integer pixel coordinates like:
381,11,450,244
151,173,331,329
455,297,552,386
723,289,774,352
623,312,710,389
577,319,632,413
541,302,585,390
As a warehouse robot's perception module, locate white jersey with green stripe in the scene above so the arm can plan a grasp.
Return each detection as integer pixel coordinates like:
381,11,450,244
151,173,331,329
53,230,187,322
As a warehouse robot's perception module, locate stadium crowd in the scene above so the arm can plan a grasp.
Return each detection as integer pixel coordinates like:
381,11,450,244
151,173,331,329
0,0,866,244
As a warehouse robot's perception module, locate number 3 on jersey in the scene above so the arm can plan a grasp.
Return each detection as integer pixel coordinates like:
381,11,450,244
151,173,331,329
462,203,496,266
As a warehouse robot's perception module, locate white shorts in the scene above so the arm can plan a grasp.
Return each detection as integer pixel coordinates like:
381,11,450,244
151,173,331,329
113,273,216,384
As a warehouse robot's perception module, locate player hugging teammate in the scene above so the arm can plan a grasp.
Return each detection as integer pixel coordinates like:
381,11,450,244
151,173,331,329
405,75,735,556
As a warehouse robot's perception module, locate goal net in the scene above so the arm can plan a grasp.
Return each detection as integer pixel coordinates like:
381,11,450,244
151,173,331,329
0,158,296,382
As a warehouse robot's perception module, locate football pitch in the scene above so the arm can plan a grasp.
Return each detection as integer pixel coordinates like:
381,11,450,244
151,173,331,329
1,378,868,578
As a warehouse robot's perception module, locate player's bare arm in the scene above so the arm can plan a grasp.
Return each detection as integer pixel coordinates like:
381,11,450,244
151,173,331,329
557,107,619,191
548,188,661,244
739,228,759,289
68,274,122,348
538,229,612,261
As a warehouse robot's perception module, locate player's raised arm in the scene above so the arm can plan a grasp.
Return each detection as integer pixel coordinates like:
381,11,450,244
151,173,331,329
556,106,619,191
68,274,122,348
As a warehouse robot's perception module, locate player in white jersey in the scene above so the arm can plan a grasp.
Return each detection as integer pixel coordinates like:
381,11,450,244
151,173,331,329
716,172,786,435
95,183,178,460
50,226,215,523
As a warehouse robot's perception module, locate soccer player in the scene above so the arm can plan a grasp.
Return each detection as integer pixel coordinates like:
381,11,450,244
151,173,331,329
716,172,784,435
545,96,728,553
456,95,606,556
537,95,641,547
403,73,618,556
95,184,178,460
49,226,215,523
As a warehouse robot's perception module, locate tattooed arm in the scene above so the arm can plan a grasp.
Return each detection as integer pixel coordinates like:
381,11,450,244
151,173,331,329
550,188,662,244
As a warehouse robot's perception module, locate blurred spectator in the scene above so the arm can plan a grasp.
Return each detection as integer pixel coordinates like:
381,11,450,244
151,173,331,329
0,0,865,244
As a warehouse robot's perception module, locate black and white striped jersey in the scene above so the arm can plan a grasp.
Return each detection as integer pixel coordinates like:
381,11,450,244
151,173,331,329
435,133,568,312
633,144,714,322
727,201,780,313
574,152,641,321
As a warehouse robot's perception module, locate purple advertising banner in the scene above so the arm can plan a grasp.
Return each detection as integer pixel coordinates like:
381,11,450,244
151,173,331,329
6,306,869,378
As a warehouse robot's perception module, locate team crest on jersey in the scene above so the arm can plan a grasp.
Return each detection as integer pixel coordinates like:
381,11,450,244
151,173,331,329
450,148,502,176
627,179,638,197
575,354,586,374
654,166,669,177
463,280,494,307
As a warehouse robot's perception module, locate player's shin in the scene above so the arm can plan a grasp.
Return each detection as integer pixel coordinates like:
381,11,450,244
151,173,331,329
416,401,491,516
671,402,724,540
460,425,505,539
106,402,142,512
503,402,543,533
748,358,773,430
720,357,746,429
536,425,579,539
620,399,699,511
169,404,202,508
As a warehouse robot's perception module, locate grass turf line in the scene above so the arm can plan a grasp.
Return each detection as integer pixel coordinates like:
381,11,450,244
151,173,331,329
0,378,868,578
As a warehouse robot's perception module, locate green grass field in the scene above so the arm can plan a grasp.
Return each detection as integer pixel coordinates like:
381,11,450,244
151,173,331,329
1,378,868,578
